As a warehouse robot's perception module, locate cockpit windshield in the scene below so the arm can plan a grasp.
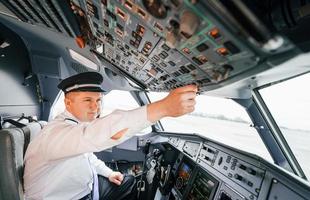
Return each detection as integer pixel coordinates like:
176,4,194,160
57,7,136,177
259,72,310,179
148,92,273,162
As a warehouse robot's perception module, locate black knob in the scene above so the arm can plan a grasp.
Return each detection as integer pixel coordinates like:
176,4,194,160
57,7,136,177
234,174,243,181
218,157,223,165
239,164,247,170
207,148,214,153
205,156,210,161
247,168,257,175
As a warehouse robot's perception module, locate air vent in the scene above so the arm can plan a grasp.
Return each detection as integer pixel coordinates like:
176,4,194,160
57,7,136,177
71,62,90,73
1,0,75,37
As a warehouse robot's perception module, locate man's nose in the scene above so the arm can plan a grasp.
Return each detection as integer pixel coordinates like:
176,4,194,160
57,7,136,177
90,101,100,109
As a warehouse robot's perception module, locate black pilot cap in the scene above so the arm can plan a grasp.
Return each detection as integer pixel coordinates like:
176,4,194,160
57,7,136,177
57,72,105,93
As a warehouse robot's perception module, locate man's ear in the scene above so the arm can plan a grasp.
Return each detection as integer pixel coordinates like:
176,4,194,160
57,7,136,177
64,97,71,110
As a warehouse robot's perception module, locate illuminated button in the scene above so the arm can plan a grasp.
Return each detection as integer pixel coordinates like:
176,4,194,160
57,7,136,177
197,55,208,64
137,25,145,35
217,47,229,56
137,7,147,19
209,28,221,39
145,42,152,49
182,47,191,54
116,7,127,21
124,1,133,10
75,37,85,48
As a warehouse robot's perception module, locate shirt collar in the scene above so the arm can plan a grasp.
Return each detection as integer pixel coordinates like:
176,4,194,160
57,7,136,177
63,109,81,124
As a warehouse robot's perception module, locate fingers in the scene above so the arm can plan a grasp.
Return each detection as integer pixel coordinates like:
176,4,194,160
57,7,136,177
183,99,196,107
110,172,124,185
113,178,122,185
117,173,124,182
183,106,195,114
154,84,197,119
180,91,197,101
182,102,195,113
111,128,128,140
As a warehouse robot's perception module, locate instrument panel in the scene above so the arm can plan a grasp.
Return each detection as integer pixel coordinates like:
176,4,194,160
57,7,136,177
175,161,193,195
1,0,297,92
187,170,218,200
74,0,260,91
160,135,310,200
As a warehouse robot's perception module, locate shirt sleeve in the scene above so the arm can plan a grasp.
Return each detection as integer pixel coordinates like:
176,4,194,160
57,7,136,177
44,106,153,161
88,153,113,178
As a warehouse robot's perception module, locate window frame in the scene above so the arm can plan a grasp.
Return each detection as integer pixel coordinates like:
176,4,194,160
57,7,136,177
254,76,309,180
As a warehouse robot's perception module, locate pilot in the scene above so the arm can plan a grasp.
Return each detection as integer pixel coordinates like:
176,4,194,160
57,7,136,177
23,72,197,200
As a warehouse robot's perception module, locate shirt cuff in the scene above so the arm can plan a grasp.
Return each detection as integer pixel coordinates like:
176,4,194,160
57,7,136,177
98,165,113,178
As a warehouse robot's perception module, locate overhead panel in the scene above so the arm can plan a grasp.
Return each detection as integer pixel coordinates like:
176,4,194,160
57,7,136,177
2,0,298,92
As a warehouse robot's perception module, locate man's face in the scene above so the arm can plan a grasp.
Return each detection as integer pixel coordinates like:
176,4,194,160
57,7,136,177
64,91,103,122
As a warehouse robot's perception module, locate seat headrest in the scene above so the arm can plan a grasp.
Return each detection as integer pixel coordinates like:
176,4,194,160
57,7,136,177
0,128,25,200
0,120,47,200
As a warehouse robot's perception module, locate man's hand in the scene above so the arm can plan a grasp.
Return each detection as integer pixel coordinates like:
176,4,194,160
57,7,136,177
111,128,128,140
108,171,124,185
147,85,198,122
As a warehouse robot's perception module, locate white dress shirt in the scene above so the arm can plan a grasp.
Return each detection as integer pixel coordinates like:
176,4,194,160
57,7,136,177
24,106,152,200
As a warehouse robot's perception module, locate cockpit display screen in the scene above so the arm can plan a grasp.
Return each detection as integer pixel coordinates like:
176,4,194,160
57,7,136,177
175,162,193,195
187,170,218,200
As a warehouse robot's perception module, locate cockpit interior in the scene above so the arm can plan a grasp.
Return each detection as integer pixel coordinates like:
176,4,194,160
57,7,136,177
1,0,310,199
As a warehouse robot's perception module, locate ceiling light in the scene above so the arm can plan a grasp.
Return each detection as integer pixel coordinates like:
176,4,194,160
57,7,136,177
68,49,98,70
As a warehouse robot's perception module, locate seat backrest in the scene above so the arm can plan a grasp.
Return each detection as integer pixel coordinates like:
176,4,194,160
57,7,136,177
0,121,45,200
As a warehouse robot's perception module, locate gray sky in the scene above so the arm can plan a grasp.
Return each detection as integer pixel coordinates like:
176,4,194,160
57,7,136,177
149,72,310,131
260,73,310,131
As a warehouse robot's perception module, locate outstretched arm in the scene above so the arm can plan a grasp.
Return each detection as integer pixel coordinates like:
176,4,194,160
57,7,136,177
41,85,198,160
111,85,198,140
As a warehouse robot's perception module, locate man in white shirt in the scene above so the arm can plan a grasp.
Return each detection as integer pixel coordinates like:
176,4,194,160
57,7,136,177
23,72,197,200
